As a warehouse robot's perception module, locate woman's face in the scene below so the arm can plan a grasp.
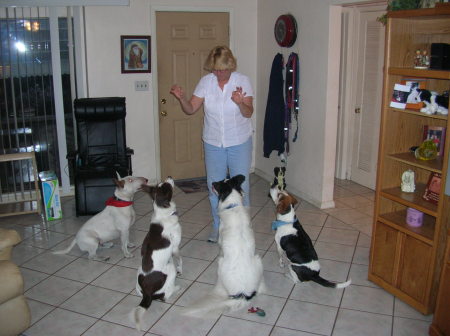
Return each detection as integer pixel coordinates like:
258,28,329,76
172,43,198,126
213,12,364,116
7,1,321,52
213,69,232,82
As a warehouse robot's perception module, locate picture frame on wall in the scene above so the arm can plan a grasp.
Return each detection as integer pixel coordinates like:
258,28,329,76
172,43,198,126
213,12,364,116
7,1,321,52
121,35,151,74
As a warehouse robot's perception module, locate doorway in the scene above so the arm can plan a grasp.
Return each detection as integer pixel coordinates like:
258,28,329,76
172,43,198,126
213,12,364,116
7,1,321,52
335,3,386,190
155,11,229,180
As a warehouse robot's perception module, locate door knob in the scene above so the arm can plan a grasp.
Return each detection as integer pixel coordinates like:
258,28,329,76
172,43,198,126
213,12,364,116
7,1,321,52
160,110,168,117
161,98,167,104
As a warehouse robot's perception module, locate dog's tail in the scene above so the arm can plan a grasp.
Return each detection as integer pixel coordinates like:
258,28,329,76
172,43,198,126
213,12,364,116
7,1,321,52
130,273,166,331
311,274,351,289
182,286,255,318
130,294,161,331
52,239,76,255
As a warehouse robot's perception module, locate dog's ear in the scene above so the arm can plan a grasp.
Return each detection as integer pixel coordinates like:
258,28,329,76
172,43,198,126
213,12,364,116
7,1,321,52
276,195,292,215
155,183,173,208
287,193,298,206
274,167,280,175
141,185,157,200
212,182,221,195
115,171,122,180
232,174,245,187
281,167,286,174
112,178,125,189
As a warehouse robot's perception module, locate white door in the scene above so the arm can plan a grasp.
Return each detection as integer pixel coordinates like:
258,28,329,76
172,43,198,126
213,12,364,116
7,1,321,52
350,10,385,189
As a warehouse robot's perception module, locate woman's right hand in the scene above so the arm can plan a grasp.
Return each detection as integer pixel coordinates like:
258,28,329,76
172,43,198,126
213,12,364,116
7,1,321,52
170,84,185,100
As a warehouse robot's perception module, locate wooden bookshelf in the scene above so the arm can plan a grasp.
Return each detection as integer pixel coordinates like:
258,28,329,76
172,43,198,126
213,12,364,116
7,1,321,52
369,6,450,315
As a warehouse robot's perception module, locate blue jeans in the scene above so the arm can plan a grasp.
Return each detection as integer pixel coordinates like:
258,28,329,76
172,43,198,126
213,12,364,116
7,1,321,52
204,136,252,231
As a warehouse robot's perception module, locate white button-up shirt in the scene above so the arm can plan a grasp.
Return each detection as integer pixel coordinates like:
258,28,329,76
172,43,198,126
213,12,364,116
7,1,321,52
193,72,254,148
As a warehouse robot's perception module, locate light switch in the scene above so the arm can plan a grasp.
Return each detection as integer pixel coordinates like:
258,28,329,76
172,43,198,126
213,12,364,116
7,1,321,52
135,80,149,91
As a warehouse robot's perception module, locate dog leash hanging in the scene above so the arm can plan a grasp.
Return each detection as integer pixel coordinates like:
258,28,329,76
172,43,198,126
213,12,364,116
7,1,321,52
284,52,300,154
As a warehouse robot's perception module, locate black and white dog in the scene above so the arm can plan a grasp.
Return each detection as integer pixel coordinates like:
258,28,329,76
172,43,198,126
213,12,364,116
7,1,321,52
186,175,264,316
269,186,351,289
130,177,182,331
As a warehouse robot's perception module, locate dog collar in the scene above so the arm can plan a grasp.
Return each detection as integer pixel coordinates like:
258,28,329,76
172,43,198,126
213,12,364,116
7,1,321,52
224,203,239,210
105,196,133,207
271,219,294,231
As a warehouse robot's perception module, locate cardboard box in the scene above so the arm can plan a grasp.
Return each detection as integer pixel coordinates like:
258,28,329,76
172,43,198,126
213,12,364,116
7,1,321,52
39,171,62,221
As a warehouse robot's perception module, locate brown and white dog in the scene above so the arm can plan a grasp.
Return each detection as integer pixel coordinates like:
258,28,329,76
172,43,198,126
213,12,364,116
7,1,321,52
269,186,351,289
53,173,148,261
130,177,182,331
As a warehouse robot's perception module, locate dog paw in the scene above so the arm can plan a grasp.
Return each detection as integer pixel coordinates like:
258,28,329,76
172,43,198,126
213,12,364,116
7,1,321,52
127,242,135,248
124,252,134,258
176,268,183,276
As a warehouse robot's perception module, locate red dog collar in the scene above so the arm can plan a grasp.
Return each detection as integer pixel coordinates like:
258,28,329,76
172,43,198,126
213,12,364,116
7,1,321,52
105,197,133,207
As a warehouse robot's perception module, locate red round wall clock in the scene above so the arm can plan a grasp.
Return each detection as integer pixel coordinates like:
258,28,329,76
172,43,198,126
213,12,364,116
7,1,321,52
274,14,297,47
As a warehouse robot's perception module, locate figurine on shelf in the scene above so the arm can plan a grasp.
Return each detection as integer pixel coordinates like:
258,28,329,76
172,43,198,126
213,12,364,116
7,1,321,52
413,48,430,69
401,169,415,193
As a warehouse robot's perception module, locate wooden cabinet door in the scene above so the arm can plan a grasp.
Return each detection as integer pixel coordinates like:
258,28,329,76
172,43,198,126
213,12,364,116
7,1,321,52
371,222,399,284
398,236,432,303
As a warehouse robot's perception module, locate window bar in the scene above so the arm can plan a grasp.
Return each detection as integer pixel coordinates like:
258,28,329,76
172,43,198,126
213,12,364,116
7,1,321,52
37,8,52,173
6,9,20,201
0,12,6,203
13,8,27,200
24,7,34,201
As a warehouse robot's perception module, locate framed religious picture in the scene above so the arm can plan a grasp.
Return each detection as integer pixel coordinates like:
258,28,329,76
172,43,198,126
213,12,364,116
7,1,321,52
121,35,151,73
423,172,442,205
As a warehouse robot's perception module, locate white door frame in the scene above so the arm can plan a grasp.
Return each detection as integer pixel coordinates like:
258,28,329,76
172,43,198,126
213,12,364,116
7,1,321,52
335,2,387,182
150,6,233,180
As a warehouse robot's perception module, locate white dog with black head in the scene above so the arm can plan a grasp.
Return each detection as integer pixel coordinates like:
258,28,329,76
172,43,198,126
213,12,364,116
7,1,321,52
185,174,264,317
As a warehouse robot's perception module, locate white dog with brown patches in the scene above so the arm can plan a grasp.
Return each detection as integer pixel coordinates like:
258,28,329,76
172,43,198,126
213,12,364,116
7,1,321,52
53,173,148,261
269,186,351,289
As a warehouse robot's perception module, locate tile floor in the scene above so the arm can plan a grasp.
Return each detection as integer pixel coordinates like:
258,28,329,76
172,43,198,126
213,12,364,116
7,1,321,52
3,174,433,336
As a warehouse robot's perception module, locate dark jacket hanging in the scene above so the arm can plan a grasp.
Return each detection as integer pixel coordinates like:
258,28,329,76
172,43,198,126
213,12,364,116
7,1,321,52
263,53,285,158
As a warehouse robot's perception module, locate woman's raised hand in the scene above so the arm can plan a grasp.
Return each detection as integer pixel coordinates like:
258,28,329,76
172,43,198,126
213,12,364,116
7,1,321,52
231,86,246,105
170,84,185,101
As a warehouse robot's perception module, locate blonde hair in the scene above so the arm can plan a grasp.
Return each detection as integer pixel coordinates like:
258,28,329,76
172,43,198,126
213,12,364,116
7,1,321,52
203,46,237,72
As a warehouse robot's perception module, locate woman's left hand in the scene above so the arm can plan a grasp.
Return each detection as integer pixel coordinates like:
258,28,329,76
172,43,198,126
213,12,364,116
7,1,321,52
231,86,246,105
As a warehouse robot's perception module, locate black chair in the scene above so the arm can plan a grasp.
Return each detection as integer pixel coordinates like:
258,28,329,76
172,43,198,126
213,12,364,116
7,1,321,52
68,97,133,216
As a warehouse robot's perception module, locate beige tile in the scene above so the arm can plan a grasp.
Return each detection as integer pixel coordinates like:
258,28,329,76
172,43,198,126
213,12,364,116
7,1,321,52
333,309,391,336
60,285,126,318
102,294,170,331
276,300,338,335
209,316,272,336
150,305,219,336
341,285,394,315
25,308,96,336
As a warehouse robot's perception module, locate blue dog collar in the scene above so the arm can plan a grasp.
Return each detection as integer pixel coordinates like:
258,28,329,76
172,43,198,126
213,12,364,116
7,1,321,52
271,219,294,231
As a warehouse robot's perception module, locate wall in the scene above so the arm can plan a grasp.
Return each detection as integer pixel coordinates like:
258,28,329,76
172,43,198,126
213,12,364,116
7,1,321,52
255,0,372,208
84,0,374,207
83,0,257,183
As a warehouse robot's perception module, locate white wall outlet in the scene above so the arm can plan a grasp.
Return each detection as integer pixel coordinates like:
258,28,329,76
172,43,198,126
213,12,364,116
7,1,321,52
135,80,149,91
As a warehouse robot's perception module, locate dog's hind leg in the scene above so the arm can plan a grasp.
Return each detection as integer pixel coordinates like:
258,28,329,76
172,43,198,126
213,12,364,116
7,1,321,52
285,266,300,284
276,246,285,268
172,250,182,275
99,242,114,248
78,234,110,261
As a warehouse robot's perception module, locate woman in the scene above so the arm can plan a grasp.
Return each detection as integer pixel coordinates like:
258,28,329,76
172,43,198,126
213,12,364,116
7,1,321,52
170,46,254,243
